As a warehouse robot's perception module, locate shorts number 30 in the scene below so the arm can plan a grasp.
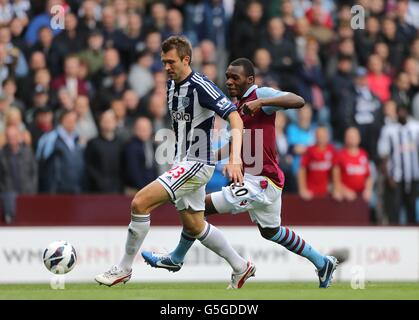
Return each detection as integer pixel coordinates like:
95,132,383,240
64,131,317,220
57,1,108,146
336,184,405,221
234,188,249,197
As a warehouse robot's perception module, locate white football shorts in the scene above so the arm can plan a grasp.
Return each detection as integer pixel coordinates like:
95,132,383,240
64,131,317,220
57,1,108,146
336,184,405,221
211,173,283,228
157,161,215,211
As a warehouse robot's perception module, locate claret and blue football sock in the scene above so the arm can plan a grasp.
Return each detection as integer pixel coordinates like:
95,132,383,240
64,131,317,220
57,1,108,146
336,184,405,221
269,226,326,270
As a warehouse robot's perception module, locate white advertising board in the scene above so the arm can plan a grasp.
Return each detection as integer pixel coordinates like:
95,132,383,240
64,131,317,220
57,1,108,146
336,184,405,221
0,226,418,283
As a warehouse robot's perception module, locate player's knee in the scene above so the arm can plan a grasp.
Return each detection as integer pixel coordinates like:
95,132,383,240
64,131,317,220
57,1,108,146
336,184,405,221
258,225,280,241
131,192,149,214
182,224,201,237
181,215,206,237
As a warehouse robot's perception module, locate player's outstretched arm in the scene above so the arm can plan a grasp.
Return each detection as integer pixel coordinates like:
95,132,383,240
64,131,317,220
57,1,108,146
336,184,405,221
243,92,305,116
215,142,231,161
223,111,244,186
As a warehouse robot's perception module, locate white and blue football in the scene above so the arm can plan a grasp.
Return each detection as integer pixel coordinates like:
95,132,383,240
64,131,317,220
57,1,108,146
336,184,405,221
43,241,77,274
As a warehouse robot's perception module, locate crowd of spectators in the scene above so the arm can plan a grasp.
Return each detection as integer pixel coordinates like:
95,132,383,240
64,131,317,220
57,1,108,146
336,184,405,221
0,0,418,225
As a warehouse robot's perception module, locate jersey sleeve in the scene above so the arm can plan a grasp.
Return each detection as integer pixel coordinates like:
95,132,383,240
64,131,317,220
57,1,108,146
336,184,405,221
256,87,290,115
192,75,237,120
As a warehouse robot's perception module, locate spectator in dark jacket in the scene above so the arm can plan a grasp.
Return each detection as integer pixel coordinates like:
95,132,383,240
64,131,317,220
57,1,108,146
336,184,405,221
36,110,84,193
329,55,355,143
354,16,380,66
95,65,129,114
391,72,413,112
230,0,265,61
351,67,383,163
30,26,54,68
85,110,124,193
77,0,104,38
100,5,126,50
27,106,54,152
297,38,328,125
253,48,280,89
124,117,158,194
91,47,121,104
261,16,298,92
49,12,86,76
0,125,37,223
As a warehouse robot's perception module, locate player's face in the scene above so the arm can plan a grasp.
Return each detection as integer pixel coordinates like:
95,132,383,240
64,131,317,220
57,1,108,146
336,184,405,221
225,65,252,99
397,107,408,124
161,48,190,83
316,127,329,147
344,128,360,148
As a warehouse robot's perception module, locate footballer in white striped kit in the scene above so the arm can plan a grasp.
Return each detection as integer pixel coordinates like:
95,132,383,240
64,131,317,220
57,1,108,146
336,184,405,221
95,36,256,289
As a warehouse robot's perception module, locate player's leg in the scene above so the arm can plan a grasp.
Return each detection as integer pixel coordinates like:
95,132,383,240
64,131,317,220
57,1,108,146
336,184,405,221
180,208,245,273
254,191,339,288
95,180,170,286
142,176,255,288
141,162,216,270
169,194,219,264
119,181,171,269
179,208,255,289
257,224,338,288
257,224,326,269
143,174,262,269
143,187,236,268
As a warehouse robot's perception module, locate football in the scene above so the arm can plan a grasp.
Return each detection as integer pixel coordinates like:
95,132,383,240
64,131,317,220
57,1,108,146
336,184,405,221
43,241,77,274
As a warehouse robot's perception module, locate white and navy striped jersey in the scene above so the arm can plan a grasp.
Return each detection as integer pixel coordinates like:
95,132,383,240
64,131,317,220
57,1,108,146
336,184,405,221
378,118,419,183
167,71,237,165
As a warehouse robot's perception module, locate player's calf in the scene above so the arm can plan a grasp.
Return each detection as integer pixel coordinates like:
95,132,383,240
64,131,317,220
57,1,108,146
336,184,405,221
259,224,335,286
257,225,279,240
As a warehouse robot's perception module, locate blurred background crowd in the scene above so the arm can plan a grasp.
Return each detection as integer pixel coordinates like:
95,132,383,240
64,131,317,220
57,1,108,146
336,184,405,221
0,0,418,225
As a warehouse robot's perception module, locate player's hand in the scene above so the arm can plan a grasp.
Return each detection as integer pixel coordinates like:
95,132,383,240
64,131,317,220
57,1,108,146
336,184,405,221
242,99,262,116
362,189,372,202
299,189,313,200
342,188,357,201
332,189,343,202
223,162,243,186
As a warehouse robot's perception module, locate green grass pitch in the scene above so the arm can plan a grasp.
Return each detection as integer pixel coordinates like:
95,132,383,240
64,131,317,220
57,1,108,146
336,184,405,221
0,282,419,300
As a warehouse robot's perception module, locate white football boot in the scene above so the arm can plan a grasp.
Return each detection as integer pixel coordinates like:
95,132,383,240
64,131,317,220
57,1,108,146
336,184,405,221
227,261,256,289
95,265,132,287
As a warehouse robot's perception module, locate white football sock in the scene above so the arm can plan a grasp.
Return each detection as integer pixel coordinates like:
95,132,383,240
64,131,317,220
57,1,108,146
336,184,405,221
197,222,247,274
119,213,150,272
